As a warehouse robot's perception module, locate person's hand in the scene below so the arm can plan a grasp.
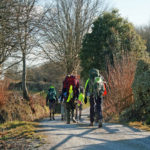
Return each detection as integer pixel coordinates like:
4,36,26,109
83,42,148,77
84,97,87,104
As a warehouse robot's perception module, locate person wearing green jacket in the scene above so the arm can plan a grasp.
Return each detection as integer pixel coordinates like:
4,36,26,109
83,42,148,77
75,87,85,121
84,68,105,128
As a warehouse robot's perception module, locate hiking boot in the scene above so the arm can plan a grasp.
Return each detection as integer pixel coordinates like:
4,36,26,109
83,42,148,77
49,118,52,121
89,122,94,126
66,121,70,124
53,117,55,120
98,121,102,128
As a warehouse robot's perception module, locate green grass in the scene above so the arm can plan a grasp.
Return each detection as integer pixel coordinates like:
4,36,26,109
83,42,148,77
0,121,43,141
0,121,47,149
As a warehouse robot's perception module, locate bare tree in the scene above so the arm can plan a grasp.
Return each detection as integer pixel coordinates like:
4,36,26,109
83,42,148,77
0,0,18,65
15,0,41,100
40,0,106,74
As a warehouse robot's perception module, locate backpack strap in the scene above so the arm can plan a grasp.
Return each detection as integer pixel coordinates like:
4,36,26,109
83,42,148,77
66,85,73,102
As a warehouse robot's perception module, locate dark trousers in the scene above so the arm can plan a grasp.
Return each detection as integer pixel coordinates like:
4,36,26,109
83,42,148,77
90,95,102,123
66,100,75,123
49,102,55,119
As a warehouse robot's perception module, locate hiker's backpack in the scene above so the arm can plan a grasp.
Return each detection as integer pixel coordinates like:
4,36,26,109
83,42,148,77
47,87,56,102
89,68,100,80
88,68,105,97
63,75,79,99
94,76,105,97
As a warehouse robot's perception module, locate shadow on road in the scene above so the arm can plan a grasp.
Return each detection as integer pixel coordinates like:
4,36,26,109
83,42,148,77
67,136,150,150
36,115,150,150
49,127,98,150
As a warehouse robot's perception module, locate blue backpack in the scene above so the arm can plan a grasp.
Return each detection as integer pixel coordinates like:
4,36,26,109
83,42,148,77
47,86,56,102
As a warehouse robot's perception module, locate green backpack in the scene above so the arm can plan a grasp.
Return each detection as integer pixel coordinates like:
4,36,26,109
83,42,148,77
94,76,104,97
47,86,56,101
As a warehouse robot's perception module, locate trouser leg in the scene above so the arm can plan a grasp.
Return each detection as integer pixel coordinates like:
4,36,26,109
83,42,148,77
64,103,66,121
70,100,76,122
66,103,70,124
71,108,74,121
50,110,51,119
61,103,63,120
78,105,82,120
51,103,55,120
49,103,51,119
53,109,55,120
75,104,78,119
90,96,95,123
79,109,81,120
95,97,102,121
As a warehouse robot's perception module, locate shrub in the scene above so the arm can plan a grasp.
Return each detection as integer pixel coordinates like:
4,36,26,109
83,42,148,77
0,79,9,107
120,59,150,122
103,54,136,120
146,116,150,125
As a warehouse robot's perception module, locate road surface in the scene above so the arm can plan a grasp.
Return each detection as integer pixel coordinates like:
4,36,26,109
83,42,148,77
36,109,150,150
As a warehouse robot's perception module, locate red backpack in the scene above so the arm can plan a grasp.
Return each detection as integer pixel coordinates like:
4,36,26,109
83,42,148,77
102,82,107,96
63,75,79,98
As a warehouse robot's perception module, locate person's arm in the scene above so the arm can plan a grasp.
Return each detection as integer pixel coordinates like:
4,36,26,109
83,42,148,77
61,88,66,102
85,79,90,95
84,79,89,104
54,89,57,102
75,79,80,99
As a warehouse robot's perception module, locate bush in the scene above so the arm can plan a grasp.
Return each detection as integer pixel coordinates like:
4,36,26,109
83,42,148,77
0,79,9,107
0,92,49,123
103,54,136,121
120,59,150,122
146,116,150,125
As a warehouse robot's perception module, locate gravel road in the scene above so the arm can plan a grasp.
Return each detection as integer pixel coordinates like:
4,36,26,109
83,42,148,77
37,109,150,150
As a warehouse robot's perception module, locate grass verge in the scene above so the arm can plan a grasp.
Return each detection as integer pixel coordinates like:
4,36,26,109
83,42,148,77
128,121,150,131
0,121,46,149
105,115,150,132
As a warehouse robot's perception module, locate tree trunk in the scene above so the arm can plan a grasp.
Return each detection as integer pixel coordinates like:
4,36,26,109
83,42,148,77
22,51,29,100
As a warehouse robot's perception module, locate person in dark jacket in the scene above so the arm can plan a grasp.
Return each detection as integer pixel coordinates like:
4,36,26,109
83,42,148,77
61,75,79,124
84,68,105,128
46,86,57,120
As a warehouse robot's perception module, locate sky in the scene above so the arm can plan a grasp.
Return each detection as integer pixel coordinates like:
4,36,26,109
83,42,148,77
38,0,150,27
108,0,150,26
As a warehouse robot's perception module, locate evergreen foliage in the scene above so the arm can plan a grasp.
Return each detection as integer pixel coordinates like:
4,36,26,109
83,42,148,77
80,9,146,79
120,60,150,124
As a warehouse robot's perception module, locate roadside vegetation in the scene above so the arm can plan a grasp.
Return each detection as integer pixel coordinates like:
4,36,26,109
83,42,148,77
0,121,46,149
0,80,49,149
80,9,150,127
0,0,150,148
128,122,150,131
